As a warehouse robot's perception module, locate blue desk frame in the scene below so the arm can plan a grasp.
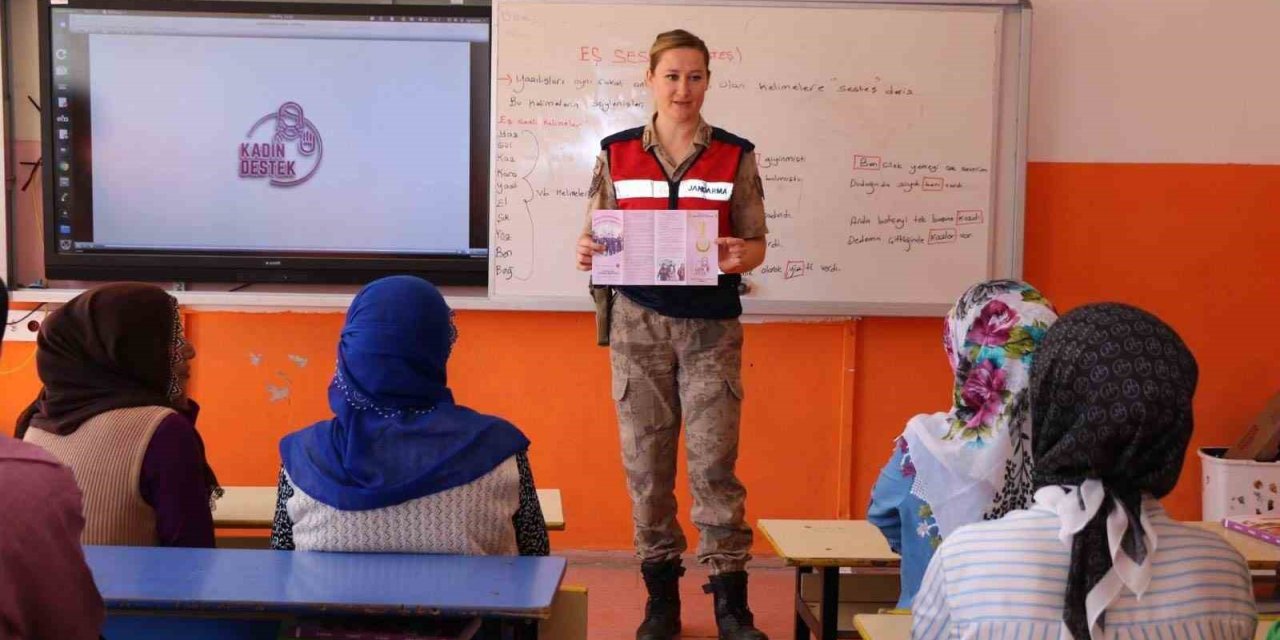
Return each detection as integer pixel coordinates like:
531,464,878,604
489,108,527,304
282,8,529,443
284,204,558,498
86,546,566,639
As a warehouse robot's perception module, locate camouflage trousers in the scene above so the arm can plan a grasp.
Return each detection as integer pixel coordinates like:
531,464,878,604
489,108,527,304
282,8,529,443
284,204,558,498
609,294,753,574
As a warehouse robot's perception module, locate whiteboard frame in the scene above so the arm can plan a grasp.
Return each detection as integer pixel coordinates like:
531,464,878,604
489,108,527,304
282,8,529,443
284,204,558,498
489,0,1033,317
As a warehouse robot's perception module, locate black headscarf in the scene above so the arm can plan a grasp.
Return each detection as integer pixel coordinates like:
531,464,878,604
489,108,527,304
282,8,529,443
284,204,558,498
1030,303,1197,639
15,283,221,500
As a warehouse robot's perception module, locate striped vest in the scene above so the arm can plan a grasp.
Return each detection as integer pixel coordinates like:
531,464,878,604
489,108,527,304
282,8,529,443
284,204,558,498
24,406,172,546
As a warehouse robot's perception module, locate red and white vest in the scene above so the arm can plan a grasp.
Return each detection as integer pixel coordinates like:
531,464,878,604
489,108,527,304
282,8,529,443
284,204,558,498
603,126,754,238
599,126,755,320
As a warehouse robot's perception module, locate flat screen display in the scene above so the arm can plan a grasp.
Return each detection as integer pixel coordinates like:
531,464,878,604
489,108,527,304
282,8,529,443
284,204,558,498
41,1,491,284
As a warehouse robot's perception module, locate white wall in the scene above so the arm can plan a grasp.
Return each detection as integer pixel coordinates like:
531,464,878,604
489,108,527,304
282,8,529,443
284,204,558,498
9,0,37,140
4,0,1277,285
12,0,1280,159
1029,0,1280,164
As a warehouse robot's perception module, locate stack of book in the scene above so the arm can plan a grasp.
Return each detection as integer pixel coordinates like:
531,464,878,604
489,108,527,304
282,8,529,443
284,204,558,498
1223,515,1280,546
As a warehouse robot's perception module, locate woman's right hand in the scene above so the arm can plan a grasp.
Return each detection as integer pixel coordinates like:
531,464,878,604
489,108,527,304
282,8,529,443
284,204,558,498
576,233,604,271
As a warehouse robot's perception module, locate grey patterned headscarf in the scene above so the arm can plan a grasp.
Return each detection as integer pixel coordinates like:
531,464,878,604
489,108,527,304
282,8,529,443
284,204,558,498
1030,303,1197,640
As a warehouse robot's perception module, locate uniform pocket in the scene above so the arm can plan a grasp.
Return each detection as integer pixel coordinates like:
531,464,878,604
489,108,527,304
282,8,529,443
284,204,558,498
725,377,744,401
612,375,630,401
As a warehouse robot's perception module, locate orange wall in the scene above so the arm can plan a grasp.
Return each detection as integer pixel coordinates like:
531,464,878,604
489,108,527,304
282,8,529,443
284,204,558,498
1,310,850,552
1,162,1277,549
1021,163,1280,518
853,163,1280,522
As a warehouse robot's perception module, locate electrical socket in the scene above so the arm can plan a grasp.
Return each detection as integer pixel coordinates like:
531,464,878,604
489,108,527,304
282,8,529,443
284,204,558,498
5,310,48,342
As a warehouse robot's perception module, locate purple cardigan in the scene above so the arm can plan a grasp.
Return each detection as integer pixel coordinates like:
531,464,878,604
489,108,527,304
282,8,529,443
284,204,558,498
0,437,105,639
138,402,215,547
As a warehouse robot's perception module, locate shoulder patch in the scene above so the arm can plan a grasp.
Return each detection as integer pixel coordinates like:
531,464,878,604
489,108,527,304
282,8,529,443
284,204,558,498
710,127,755,153
600,127,645,150
588,157,605,198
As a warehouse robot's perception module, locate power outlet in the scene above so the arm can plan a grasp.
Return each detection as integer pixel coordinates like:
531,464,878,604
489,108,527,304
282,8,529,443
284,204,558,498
5,310,48,342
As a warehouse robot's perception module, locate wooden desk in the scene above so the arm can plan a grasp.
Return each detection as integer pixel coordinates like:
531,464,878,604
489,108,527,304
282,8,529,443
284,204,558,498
214,486,277,528
86,545,566,639
759,520,1280,571
539,489,565,531
1188,521,1280,570
759,519,899,640
768,519,1278,640
216,486,566,531
853,614,910,640
759,519,898,568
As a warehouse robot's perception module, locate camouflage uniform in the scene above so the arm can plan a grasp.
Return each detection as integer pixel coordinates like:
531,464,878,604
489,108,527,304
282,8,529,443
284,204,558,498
609,294,752,573
588,116,767,575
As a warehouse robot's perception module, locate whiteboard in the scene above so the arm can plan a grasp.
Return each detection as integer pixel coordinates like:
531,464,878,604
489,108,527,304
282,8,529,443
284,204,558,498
489,0,1030,315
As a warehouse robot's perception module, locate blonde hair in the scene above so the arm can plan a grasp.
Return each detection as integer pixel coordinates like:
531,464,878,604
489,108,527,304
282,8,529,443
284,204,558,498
648,29,710,74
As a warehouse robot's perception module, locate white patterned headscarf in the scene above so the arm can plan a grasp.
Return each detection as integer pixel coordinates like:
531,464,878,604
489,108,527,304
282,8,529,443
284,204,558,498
902,279,1058,537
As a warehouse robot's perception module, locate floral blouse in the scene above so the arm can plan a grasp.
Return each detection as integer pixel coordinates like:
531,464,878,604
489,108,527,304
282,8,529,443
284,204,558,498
867,437,940,610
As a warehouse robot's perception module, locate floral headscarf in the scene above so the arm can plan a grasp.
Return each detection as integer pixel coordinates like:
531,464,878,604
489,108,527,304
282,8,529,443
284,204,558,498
902,279,1058,537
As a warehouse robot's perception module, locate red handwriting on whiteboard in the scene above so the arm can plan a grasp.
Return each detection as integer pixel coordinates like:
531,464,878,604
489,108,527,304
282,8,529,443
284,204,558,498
956,210,984,225
922,176,944,191
577,47,742,64
541,118,582,129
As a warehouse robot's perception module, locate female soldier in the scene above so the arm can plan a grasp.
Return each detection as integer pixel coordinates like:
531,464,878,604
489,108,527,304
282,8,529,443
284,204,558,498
575,29,769,640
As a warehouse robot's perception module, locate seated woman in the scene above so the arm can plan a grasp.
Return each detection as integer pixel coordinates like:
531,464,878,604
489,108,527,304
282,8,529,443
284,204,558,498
868,279,1057,609
913,303,1256,639
272,276,548,556
17,283,220,547
0,281,103,639
0,436,104,639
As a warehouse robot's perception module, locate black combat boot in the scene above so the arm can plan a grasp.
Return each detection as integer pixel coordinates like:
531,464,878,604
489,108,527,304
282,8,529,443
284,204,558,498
703,571,768,640
636,559,684,640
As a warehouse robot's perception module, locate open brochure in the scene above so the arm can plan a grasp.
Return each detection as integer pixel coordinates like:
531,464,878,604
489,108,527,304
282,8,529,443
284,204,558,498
591,209,719,286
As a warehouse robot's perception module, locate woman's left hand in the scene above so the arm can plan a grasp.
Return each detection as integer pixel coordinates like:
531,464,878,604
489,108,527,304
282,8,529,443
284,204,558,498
716,236,767,274
717,237,747,273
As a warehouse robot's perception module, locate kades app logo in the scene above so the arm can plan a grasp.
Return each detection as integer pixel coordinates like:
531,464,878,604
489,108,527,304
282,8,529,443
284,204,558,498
238,102,323,187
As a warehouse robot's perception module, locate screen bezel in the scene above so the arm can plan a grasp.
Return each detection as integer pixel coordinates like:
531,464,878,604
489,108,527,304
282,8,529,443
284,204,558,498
38,0,491,285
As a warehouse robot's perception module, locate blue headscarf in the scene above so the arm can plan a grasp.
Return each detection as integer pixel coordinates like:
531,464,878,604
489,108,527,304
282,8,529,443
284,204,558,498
279,276,529,511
